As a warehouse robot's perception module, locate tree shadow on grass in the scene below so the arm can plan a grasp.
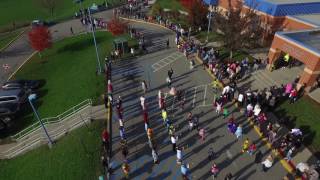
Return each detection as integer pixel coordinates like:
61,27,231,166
273,107,318,155
56,36,105,53
35,88,48,99
299,125,316,148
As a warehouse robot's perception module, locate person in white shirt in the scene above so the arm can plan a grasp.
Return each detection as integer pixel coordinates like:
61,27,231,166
176,147,182,164
261,154,273,171
222,85,230,95
119,119,124,129
216,102,222,114
237,93,244,107
253,104,261,116
166,76,172,88
171,135,177,152
158,90,163,109
152,149,159,164
140,96,146,110
246,103,253,117
141,80,147,94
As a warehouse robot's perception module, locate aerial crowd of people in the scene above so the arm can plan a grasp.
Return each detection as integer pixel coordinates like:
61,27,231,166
96,1,319,180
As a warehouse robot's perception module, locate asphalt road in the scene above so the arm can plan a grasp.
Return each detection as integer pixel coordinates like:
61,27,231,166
108,23,288,180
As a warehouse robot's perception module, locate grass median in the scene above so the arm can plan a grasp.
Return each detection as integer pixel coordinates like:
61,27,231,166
2,31,135,138
0,119,105,180
154,0,184,11
0,0,125,31
275,96,320,153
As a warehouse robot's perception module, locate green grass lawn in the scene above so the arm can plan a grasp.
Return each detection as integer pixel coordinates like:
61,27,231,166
3,31,134,138
0,0,125,31
195,31,223,43
0,29,24,49
217,48,254,62
0,120,105,180
154,0,184,11
275,96,320,152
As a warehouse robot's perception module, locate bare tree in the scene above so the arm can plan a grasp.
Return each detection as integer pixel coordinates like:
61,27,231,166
37,0,61,17
213,0,264,58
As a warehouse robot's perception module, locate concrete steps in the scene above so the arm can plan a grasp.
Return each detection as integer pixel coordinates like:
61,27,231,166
308,88,320,104
243,66,304,91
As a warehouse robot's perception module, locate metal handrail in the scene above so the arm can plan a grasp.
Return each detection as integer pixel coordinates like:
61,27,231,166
11,99,92,140
1,116,91,159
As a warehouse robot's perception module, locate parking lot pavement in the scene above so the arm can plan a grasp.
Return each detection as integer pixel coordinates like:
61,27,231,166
109,54,288,179
107,23,289,180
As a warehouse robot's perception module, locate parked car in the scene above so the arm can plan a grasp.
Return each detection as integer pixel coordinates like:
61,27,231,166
31,20,54,28
0,89,28,116
2,80,41,91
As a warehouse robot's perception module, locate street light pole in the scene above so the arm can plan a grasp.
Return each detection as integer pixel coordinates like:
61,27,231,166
28,94,53,148
206,5,214,43
79,0,84,13
88,7,102,74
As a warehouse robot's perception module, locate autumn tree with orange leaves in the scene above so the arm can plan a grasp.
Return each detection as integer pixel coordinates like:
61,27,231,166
180,0,208,28
107,17,128,36
28,26,52,58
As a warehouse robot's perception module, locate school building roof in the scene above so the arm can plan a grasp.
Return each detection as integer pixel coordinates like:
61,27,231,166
244,0,320,16
289,14,320,27
276,28,320,56
266,0,320,4
203,0,218,6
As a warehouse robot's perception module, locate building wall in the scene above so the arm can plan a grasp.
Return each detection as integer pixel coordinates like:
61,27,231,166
283,17,316,31
268,35,320,89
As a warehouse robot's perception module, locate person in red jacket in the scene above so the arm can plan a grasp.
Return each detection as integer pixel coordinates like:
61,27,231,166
107,80,113,93
143,111,149,124
289,89,297,104
102,129,109,142
102,129,109,152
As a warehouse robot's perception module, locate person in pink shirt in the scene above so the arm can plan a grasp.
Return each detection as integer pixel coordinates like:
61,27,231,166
199,128,205,141
285,83,292,95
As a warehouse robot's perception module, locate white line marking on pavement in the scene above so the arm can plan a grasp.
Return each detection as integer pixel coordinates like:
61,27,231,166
192,87,197,108
226,150,233,158
226,150,238,168
7,51,37,80
152,53,184,72
203,85,207,106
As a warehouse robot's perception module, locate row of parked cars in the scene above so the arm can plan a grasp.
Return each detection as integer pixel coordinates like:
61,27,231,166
0,80,41,129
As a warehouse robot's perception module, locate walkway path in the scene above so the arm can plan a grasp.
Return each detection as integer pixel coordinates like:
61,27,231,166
0,103,106,159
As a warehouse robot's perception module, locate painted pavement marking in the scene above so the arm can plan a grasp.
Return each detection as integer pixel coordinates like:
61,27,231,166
226,150,238,168
152,52,185,72
192,87,197,108
203,84,207,106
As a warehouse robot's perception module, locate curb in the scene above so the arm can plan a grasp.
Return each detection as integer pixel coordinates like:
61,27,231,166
194,55,295,174
7,51,36,81
0,28,28,52
119,17,172,31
